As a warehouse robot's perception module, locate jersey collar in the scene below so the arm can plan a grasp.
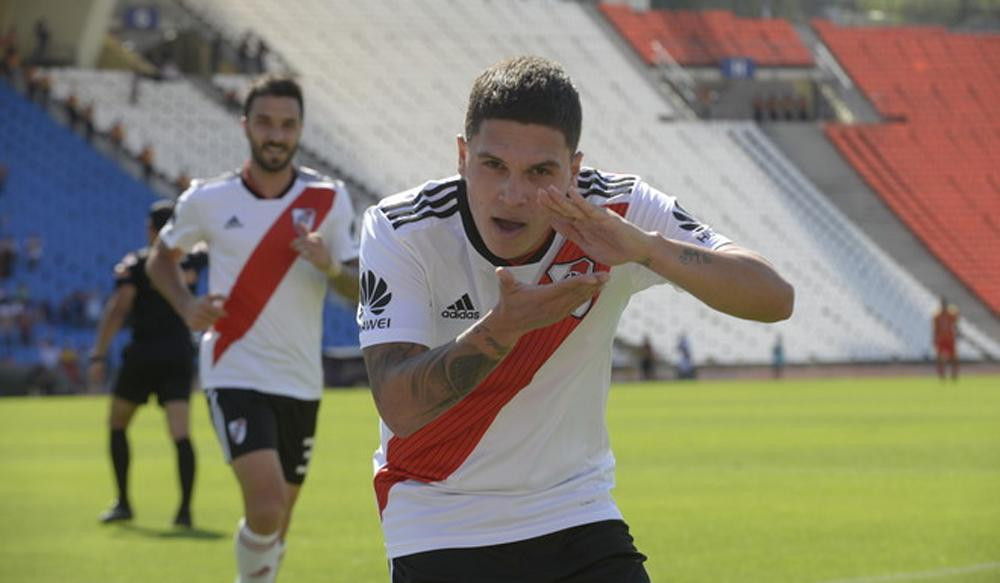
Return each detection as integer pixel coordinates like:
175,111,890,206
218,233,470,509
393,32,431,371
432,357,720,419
241,164,299,200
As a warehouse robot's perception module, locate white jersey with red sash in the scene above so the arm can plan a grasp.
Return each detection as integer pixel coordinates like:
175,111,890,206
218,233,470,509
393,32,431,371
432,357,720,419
358,168,730,558
160,166,358,400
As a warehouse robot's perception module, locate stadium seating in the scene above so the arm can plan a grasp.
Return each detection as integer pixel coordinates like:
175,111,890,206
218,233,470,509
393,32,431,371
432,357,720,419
600,4,814,67
177,0,1000,364
815,20,1000,315
611,121,1000,363
183,0,678,196
46,68,247,182
0,79,161,364
812,20,1000,124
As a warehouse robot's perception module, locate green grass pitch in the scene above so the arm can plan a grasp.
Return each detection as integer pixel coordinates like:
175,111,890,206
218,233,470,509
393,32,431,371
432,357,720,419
1,376,998,582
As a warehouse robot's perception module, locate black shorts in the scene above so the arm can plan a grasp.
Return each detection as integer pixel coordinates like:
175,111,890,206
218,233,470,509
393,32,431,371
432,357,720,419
390,520,650,583
205,388,319,485
113,353,193,406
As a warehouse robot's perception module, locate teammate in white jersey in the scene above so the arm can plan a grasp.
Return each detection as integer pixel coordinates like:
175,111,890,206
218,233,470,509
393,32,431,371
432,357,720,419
358,56,794,582
147,76,359,583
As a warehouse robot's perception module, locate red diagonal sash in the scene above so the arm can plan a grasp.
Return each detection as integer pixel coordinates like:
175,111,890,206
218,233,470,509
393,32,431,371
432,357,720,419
374,203,629,514
212,187,336,364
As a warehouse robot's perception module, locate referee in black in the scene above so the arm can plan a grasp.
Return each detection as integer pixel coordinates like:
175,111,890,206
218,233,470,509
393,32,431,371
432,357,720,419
89,199,206,527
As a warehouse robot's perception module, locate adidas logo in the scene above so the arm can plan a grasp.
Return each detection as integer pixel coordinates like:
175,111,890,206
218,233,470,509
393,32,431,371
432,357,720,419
441,293,479,319
224,215,244,229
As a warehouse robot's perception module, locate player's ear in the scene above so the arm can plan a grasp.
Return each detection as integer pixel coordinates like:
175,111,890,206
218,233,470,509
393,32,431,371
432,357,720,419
570,150,583,179
456,134,468,177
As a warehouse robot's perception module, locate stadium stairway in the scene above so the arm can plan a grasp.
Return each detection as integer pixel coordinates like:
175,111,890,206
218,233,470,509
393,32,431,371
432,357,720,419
761,122,1000,346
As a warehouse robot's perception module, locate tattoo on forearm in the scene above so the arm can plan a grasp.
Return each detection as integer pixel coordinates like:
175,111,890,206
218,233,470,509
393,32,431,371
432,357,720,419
363,323,513,424
638,256,652,268
679,248,712,265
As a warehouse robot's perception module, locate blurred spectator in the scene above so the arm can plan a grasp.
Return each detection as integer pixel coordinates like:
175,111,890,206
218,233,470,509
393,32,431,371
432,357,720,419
254,39,269,73
751,94,764,122
237,32,252,73
932,297,959,381
0,237,17,280
796,96,809,121
109,119,125,148
81,103,95,141
0,289,16,355
766,94,779,121
223,88,239,109
676,332,696,380
85,288,102,325
0,26,15,51
781,94,797,120
638,335,657,381
16,297,34,347
24,65,40,101
37,71,51,105
38,337,60,386
31,19,50,65
1,44,19,80
65,92,80,127
24,235,45,271
129,71,141,105
210,32,223,73
59,343,82,389
138,144,155,181
175,170,191,192
772,334,785,378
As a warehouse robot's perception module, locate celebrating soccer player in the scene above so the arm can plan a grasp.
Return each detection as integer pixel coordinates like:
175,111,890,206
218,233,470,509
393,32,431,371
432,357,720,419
357,56,794,582
147,75,359,583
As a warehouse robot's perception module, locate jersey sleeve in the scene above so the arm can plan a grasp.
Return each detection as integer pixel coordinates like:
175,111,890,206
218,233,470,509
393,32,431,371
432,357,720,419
158,185,207,253
357,206,434,348
324,182,359,263
113,252,141,288
623,180,732,293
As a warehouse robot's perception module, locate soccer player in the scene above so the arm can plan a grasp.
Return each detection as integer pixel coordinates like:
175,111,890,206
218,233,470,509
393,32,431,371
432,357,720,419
90,199,204,527
932,297,959,381
358,56,794,582
146,76,359,583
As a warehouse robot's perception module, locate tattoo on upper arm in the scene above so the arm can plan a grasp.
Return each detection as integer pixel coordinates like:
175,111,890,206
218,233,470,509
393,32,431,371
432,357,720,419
679,248,712,265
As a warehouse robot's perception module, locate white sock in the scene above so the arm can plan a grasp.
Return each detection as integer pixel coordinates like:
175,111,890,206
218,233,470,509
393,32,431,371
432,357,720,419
234,518,282,583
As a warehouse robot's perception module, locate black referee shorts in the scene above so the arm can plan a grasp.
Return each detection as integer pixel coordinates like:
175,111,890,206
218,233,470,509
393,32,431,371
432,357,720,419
390,520,650,583
113,353,193,406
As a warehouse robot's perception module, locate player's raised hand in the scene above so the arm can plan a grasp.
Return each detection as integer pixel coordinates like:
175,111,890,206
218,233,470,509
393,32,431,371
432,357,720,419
537,184,651,267
182,293,227,331
489,266,608,341
291,221,336,273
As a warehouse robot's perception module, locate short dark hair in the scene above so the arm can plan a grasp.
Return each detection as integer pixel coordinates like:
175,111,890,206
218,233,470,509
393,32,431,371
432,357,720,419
243,75,304,119
149,199,175,232
464,56,582,152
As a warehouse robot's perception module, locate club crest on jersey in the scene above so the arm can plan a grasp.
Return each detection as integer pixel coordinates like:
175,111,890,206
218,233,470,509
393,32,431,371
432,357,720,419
292,208,317,231
227,418,248,445
547,257,597,318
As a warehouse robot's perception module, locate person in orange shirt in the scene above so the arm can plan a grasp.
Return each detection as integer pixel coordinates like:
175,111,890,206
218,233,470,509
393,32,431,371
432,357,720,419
932,297,959,381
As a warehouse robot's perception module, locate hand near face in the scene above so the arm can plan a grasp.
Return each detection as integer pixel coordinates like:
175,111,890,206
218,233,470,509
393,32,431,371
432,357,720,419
488,266,608,343
536,184,650,267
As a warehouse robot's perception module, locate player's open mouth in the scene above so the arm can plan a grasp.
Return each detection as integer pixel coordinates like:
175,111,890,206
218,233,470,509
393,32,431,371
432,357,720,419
493,218,525,233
